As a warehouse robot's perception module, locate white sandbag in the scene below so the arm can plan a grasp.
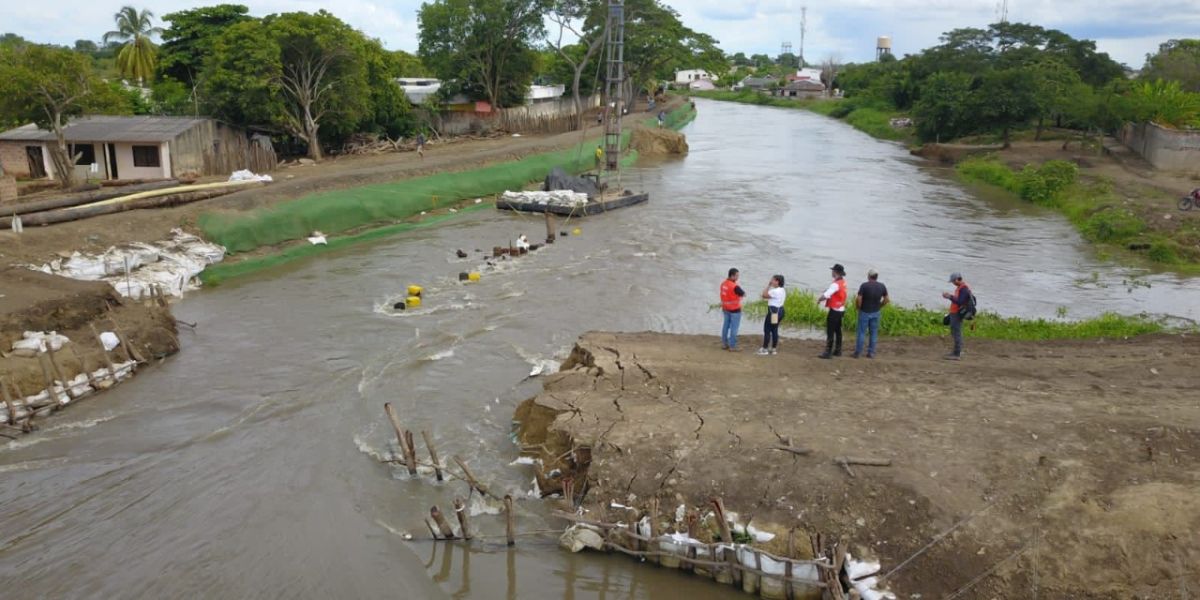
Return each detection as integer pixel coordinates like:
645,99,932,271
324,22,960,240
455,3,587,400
228,169,273,183
99,332,120,351
559,524,606,553
11,331,70,353
501,190,589,208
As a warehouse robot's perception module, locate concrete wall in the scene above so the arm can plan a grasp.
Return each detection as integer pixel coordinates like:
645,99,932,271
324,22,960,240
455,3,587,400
1119,122,1200,175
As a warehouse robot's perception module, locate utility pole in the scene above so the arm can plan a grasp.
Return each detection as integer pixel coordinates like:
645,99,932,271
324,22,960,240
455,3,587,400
996,0,1009,23
602,0,625,179
799,6,807,68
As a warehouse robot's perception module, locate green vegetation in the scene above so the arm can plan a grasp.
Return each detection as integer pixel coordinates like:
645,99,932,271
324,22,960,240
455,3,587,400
957,157,1200,267
691,90,910,142
103,6,163,83
742,289,1164,340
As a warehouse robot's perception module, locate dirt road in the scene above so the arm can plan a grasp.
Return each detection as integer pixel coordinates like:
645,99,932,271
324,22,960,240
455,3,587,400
518,331,1200,599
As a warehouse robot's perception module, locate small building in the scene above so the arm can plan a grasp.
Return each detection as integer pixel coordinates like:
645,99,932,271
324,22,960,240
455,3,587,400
774,79,827,98
674,69,712,85
527,84,566,103
734,76,776,91
397,78,443,105
688,79,716,91
0,115,275,182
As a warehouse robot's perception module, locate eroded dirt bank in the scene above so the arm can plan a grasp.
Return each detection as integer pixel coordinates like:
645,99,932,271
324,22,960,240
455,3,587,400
0,268,178,428
516,331,1200,599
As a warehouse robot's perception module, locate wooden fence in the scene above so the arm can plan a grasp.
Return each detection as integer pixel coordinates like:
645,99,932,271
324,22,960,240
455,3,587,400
437,94,602,137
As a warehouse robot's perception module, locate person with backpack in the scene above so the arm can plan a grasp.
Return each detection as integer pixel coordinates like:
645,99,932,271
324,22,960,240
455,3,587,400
942,272,974,360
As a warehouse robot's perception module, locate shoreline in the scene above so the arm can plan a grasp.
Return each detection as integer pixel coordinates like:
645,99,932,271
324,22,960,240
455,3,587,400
515,331,1200,599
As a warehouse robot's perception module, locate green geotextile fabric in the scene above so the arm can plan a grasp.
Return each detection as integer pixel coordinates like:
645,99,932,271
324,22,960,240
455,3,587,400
201,103,694,255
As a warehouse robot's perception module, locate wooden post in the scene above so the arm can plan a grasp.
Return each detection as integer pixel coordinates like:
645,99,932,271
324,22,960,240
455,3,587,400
1,377,17,426
544,211,556,243
785,528,796,600
421,430,444,482
43,342,77,400
431,505,456,539
68,343,99,389
106,318,146,363
89,324,119,381
504,494,516,546
403,430,419,476
36,353,64,406
453,455,493,499
711,497,734,543
647,497,660,565
383,403,412,473
453,496,472,540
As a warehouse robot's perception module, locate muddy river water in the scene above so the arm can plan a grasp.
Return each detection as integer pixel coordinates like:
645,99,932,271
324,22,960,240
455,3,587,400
3,99,1198,599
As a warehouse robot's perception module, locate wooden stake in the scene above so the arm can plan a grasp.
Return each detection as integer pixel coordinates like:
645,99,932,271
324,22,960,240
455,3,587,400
785,528,796,600
421,430,444,482
68,343,99,389
453,496,472,540
647,497,660,565
1,377,17,426
36,353,64,407
88,324,119,381
711,497,734,543
544,211,556,243
431,505,456,539
383,403,411,470
106,318,146,363
504,494,516,546
43,343,77,400
403,430,419,476
453,455,493,499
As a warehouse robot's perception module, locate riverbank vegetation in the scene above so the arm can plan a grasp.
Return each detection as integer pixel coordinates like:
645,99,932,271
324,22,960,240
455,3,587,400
957,156,1200,267
742,289,1165,340
690,90,910,142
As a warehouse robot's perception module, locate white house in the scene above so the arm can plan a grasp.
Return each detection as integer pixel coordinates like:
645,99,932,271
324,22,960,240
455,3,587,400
397,79,565,106
674,69,712,85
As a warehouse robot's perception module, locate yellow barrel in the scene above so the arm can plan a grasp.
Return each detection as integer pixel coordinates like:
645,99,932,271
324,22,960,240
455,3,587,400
405,295,422,308
572,227,582,236
407,285,423,297
467,272,481,282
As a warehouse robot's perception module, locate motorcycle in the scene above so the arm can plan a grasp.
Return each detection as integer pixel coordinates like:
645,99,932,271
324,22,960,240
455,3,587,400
1181,189,1200,211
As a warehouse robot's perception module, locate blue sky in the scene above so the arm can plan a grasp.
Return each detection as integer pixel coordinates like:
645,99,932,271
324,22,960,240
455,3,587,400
2,0,1196,68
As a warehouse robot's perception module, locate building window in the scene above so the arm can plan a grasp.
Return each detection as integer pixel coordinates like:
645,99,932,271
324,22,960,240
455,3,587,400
132,145,161,168
70,144,95,165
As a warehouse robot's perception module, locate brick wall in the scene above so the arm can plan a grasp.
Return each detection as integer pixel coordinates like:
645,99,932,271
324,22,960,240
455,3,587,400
0,174,16,203
0,142,31,178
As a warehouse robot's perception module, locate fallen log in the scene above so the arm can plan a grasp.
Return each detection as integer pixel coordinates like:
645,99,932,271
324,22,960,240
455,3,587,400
3,180,180,216
1,180,264,229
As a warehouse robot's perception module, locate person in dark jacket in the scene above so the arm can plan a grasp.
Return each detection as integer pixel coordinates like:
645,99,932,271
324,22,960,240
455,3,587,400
853,269,889,358
942,272,971,360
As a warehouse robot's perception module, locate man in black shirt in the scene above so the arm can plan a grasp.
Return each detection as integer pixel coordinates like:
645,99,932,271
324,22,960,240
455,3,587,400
853,269,889,358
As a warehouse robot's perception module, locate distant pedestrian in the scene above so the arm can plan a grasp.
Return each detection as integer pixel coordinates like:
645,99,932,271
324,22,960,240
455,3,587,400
657,111,666,127
853,269,889,358
817,264,848,359
416,132,426,158
720,268,746,351
942,272,973,360
594,145,604,172
758,274,786,355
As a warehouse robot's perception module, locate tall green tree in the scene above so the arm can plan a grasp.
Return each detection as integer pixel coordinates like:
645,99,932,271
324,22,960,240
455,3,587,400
1141,39,1200,92
0,45,128,188
1030,58,1082,139
103,6,163,83
975,68,1040,147
548,0,607,129
913,71,975,142
418,0,549,108
158,4,254,94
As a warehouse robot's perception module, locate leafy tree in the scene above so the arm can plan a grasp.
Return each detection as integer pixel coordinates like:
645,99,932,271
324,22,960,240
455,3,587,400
749,53,771,69
393,50,429,77
0,44,129,188
913,71,975,142
359,39,417,138
731,52,750,66
548,0,607,129
103,6,163,83
158,4,253,92
1030,58,1081,139
73,40,99,54
1125,79,1200,127
418,0,549,108
0,33,28,49
776,52,797,68
1141,39,1200,92
202,20,280,129
974,68,1040,147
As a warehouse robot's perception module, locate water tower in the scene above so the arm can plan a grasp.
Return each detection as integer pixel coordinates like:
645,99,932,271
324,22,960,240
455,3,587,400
876,36,892,60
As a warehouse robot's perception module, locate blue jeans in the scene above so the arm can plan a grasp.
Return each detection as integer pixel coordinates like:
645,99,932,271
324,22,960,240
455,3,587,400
855,311,881,356
721,310,742,348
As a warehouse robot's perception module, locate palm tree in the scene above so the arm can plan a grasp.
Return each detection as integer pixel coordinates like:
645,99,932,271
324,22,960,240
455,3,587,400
103,6,163,84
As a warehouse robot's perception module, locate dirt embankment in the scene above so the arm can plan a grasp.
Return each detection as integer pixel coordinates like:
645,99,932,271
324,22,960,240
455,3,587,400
516,331,1200,599
629,125,689,156
0,268,177,414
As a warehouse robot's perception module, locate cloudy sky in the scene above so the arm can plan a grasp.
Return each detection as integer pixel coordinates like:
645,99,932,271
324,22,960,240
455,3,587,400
3,0,1197,68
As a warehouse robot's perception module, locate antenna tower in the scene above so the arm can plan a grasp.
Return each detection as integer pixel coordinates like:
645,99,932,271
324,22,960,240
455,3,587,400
799,6,807,68
780,42,792,57
602,0,625,175
996,0,1009,23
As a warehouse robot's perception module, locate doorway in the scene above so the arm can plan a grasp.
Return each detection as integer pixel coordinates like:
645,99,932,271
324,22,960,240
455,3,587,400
25,146,46,178
106,143,119,180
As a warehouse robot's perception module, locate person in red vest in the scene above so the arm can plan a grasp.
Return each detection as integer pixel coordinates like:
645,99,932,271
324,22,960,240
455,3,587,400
942,272,972,360
817,264,848,359
719,268,746,351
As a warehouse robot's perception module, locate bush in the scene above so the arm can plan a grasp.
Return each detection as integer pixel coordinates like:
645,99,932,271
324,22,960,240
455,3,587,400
957,157,1020,192
1083,208,1145,242
1148,239,1181,264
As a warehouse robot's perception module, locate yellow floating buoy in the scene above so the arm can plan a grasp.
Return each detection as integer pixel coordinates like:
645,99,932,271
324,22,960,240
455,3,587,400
467,272,481,282
572,227,582,236
405,295,422,308
407,284,423,297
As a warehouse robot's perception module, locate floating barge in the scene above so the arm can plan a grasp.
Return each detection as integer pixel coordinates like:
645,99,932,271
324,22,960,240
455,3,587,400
496,191,649,216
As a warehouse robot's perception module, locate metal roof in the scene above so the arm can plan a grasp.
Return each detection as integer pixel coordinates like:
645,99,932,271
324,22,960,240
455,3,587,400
0,115,209,143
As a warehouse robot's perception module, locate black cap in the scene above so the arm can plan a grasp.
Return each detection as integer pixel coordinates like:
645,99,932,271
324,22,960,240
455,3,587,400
831,264,846,276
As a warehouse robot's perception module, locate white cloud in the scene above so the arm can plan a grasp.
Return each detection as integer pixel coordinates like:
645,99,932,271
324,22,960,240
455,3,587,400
0,0,1192,66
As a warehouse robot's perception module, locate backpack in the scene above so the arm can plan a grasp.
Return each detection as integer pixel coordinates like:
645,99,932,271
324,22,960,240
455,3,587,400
957,288,978,320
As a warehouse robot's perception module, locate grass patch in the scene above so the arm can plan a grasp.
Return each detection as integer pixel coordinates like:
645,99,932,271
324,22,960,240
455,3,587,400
739,289,1164,340
691,90,912,143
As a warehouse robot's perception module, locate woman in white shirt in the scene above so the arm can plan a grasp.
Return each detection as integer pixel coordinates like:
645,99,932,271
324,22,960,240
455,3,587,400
758,275,787,355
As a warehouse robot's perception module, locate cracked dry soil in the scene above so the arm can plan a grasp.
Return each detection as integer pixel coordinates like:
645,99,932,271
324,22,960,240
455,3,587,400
515,331,1200,599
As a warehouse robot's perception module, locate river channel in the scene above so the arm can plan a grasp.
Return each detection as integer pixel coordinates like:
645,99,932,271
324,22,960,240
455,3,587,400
2,99,1197,599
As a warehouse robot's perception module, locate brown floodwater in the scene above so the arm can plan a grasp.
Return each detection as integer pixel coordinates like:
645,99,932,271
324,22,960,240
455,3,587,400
2,98,1197,599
